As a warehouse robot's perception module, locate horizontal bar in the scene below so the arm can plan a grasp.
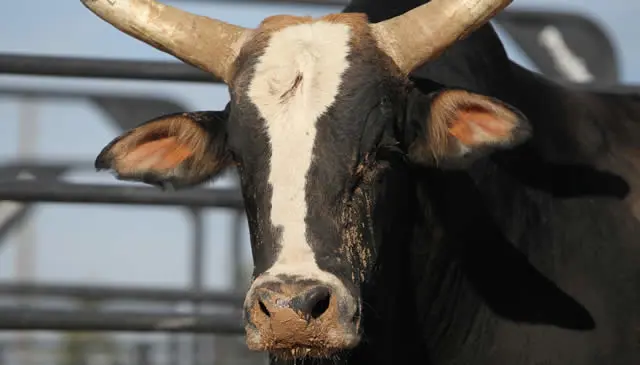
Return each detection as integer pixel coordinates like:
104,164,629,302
560,82,640,94
0,308,244,334
0,282,244,306
2,53,639,95
0,86,182,101
0,181,244,208
0,54,217,83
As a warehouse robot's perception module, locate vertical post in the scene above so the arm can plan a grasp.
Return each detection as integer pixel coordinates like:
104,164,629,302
230,171,247,290
15,96,38,281
0,341,5,365
188,208,205,365
135,343,151,365
231,210,246,289
167,335,180,365
214,172,252,365
14,96,38,365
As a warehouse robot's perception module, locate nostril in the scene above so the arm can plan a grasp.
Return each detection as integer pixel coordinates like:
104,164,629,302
258,299,271,317
310,291,331,319
294,286,332,319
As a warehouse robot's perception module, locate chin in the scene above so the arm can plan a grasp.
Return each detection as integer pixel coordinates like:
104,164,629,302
245,329,361,360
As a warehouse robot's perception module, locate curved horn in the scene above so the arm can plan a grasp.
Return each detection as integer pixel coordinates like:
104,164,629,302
371,0,513,75
80,0,250,83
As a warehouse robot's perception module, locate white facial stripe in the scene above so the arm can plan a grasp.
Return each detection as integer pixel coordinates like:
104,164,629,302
247,21,351,279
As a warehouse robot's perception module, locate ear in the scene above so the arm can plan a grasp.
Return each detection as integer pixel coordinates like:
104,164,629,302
406,89,532,169
95,109,232,189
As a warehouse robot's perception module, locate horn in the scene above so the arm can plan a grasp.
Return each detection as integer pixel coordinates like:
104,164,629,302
80,0,250,83
371,0,513,75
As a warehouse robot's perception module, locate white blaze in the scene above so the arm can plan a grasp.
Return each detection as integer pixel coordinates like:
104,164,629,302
247,21,351,278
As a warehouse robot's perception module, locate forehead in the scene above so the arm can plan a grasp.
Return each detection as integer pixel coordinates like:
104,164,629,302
228,12,404,159
231,13,379,86
230,12,401,119
254,13,372,44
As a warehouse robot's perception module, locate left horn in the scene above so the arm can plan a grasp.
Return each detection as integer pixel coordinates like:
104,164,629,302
80,0,250,83
371,0,513,75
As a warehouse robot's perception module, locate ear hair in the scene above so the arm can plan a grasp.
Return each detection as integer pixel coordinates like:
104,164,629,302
95,111,231,188
408,89,531,169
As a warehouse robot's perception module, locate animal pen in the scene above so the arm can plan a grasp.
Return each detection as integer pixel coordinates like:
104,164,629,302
0,0,627,364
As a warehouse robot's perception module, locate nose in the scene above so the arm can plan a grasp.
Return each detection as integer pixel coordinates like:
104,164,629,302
244,278,360,355
259,284,331,320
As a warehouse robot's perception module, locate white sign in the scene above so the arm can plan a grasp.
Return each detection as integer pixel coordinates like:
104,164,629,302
538,25,594,83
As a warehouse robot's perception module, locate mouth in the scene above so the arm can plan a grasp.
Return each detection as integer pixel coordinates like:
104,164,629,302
269,346,346,360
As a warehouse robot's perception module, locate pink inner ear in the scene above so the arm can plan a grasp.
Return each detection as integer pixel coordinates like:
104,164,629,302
117,137,194,173
448,106,515,147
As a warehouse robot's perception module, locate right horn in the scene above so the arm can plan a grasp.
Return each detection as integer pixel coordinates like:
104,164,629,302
371,0,513,75
80,0,250,84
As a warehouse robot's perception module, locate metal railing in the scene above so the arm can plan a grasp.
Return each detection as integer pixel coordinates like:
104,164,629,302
0,282,244,305
0,54,214,83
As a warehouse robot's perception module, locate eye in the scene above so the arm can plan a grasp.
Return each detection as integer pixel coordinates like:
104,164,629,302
376,143,403,162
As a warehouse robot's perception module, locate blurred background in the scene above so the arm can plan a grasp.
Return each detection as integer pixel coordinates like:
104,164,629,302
0,0,637,364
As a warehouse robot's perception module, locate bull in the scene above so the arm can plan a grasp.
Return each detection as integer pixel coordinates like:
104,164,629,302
81,0,640,364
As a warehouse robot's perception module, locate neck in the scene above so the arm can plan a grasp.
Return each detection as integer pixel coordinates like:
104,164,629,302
404,169,492,363
326,169,492,365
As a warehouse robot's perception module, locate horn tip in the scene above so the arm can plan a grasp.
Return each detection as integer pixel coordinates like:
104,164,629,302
79,0,109,11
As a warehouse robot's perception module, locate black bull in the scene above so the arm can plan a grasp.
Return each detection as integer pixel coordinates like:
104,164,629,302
95,0,640,364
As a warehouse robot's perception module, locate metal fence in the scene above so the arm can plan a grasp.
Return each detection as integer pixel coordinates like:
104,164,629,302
0,337,257,365
0,50,258,365
0,0,638,364
0,280,260,365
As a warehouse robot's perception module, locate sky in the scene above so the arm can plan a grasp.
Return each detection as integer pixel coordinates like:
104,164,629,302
0,0,639,294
